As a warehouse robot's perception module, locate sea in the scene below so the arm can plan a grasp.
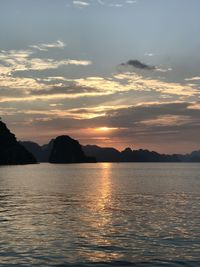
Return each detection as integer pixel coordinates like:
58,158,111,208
0,163,199,266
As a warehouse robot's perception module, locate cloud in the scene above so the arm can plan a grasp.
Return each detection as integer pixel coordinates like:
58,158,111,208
0,45,92,95
0,45,198,117
24,58,91,70
188,102,200,110
0,69,198,104
121,59,156,70
0,49,92,72
30,40,65,51
139,115,192,127
95,0,136,7
108,3,123,8
73,1,90,8
119,59,172,73
185,76,200,82
29,85,100,96
16,101,198,153
61,59,92,66
126,0,137,4
20,102,200,131
145,53,154,57
75,73,199,98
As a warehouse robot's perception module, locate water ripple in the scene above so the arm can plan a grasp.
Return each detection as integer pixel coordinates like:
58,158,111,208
0,163,199,266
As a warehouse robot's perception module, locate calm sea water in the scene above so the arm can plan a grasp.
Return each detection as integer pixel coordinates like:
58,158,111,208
0,163,199,266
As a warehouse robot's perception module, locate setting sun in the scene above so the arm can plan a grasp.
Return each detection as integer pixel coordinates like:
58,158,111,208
96,127,117,132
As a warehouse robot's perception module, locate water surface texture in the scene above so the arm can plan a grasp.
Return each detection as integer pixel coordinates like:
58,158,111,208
0,163,199,266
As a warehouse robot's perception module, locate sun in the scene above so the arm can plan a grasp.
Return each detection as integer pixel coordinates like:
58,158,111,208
96,127,117,132
98,127,111,132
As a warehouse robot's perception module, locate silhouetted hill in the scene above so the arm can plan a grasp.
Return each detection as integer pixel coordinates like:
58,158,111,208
83,145,181,162
0,121,37,165
49,136,96,163
178,150,200,162
41,139,54,161
20,139,200,163
83,145,121,162
189,151,200,162
120,148,180,162
19,141,44,162
20,140,54,162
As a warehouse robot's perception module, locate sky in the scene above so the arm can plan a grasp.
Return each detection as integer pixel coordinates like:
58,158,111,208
0,0,200,153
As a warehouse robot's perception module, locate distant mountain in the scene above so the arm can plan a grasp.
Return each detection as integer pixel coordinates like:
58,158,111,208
190,151,200,162
178,150,200,162
21,137,96,163
0,121,37,165
83,145,121,162
49,136,96,164
20,140,53,162
83,145,181,162
20,139,200,163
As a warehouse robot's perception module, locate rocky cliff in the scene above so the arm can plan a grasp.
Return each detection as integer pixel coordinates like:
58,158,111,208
49,135,96,163
0,121,37,165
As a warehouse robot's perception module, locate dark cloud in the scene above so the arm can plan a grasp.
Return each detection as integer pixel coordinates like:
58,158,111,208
32,101,200,136
105,102,200,128
29,85,100,96
0,88,26,98
121,60,156,70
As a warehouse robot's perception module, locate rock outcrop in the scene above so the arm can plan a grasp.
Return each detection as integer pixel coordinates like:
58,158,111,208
49,135,96,163
0,121,37,165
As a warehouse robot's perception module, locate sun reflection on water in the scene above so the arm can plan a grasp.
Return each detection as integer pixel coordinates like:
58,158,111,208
77,163,125,262
0,163,199,265
96,163,112,212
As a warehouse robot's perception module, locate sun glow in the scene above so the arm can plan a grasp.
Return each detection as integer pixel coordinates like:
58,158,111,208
96,127,117,132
